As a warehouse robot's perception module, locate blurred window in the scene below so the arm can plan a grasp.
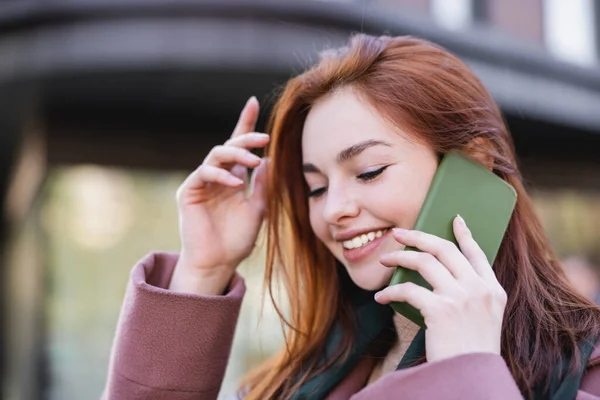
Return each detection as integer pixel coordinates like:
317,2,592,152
543,0,597,66
431,0,475,29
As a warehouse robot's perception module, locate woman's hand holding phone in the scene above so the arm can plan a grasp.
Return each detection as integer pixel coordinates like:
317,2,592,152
169,97,269,295
375,215,507,362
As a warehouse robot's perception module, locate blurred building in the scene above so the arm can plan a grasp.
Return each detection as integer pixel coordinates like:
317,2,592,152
0,1,599,399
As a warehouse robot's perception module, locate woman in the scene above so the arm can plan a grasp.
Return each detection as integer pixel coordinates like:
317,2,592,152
104,35,600,399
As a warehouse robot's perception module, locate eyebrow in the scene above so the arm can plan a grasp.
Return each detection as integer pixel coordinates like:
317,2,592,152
302,139,392,173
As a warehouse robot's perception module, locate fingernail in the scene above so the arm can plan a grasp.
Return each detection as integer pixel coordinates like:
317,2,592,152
230,176,244,185
374,291,382,300
393,228,408,236
457,214,471,235
246,96,257,106
252,133,269,138
247,153,261,162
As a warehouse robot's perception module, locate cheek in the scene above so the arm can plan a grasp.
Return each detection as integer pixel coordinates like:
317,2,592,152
377,196,422,228
309,203,329,242
402,200,425,230
371,173,435,228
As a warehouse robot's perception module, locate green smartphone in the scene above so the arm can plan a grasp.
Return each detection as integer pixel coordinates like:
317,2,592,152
388,150,517,328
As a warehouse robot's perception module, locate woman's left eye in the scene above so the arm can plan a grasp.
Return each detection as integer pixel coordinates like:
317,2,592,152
357,165,388,181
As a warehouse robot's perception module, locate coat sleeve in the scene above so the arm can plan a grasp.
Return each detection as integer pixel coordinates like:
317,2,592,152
351,353,524,400
102,251,245,400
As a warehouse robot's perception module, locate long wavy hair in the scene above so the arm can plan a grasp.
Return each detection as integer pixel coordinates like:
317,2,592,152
240,34,600,399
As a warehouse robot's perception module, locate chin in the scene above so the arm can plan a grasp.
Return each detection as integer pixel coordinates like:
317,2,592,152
347,268,393,291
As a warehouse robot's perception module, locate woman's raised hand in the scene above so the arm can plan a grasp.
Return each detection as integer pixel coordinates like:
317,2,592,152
169,97,269,295
375,215,507,362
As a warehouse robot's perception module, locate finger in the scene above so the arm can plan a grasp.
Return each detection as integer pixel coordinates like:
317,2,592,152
231,96,260,139
205,145,262,169
454,215,497,283
230,163,249,184
392,228,476,281
186,165,244,189
249,157,268,213
225,132,270,149
375,282,438,312
379,250,458,293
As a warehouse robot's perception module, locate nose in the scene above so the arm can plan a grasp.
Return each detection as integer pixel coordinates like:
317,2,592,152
322,182,360,224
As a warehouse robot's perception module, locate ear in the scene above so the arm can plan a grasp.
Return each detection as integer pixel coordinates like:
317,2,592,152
463,137,494,171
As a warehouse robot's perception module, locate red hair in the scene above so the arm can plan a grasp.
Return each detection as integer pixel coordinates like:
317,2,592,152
241,34,600,399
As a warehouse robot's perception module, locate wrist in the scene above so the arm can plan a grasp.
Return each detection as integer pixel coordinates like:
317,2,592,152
169,257,236,295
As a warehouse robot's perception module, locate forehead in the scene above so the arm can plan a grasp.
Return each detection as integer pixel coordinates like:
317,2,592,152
301,87,408,161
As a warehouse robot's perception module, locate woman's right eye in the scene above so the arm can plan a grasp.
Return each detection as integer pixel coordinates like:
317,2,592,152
307,187,326,198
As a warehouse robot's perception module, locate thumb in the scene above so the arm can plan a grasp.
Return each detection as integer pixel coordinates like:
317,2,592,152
249,157,268,212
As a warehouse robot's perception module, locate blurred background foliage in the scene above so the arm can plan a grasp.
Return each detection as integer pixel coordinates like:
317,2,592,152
40,167,285,399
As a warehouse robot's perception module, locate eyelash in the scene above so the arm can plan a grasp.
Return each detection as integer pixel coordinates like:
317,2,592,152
357,165,388,181
307,166,389,198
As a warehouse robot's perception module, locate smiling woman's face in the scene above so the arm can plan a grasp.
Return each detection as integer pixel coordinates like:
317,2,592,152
302,87,439,290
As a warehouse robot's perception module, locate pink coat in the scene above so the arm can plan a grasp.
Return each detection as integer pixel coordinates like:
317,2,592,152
103,252,600,399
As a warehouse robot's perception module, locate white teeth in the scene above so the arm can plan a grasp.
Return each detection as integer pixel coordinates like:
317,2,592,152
342,229,389,249
361,234,369,244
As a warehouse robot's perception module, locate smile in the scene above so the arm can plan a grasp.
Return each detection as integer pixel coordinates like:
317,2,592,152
342,228,391,249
